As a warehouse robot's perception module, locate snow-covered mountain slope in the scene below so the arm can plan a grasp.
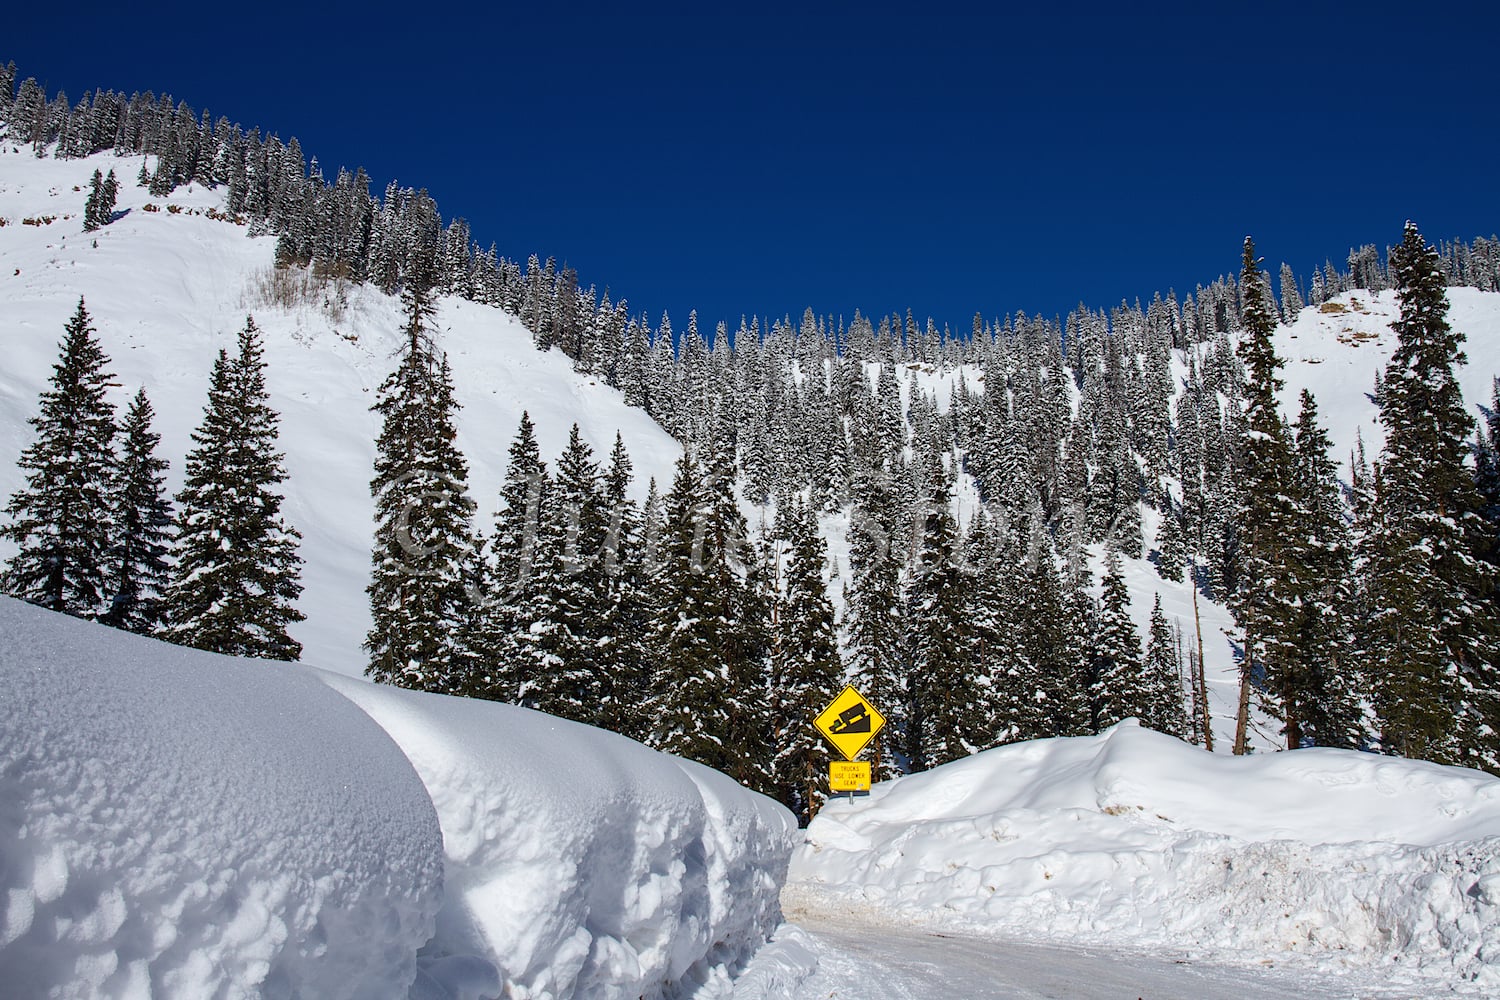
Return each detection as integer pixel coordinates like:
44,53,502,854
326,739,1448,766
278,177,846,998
0,146,681,677
787,720,1500,994
1159,288,1500,750
1276,287,1500,476
5,147,1500,761
0,596,796,999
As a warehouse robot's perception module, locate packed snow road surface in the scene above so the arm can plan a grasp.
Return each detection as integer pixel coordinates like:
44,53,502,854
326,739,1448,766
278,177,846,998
785,724,1500,994
744,911,1408,1000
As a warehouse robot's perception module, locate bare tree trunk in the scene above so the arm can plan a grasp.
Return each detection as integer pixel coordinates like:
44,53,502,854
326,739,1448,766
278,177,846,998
1233,635,1252,755
1190,561,1213,752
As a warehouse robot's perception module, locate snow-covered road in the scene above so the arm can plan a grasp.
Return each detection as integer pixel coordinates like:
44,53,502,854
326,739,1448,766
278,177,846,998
741,904,1413,1000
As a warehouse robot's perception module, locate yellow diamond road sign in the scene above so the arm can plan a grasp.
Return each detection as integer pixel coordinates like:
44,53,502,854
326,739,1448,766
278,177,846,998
815,685,886,762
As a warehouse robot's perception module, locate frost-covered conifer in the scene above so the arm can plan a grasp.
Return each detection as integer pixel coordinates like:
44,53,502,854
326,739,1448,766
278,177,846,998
845,469,906,779
1090,546,1146,732
2,298,117,618
165,317,304,660
646,445,770,788
100,389,173,635
1279,389,1363,749
513,424,610,723
365,284,476,691
1230,237,1299,754
769,497,840,822
82,167,118,231
1359,223,1498,773
902,461,976,771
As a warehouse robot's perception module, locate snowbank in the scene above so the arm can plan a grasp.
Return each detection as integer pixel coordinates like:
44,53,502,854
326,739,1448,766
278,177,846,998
790,721,1500,990
323,675,797,999
0,598,799,999
0,597,444,998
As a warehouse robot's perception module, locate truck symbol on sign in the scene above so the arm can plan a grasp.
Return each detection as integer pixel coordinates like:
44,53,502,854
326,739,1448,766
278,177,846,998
828,703,871,735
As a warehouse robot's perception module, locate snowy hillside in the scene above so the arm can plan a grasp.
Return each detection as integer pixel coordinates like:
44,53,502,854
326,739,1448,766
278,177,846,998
0,597,796,998
1275,286,1500,474
786,721,1500,993
0,145,681,677
6,148,1500,757
1165,287,1500,750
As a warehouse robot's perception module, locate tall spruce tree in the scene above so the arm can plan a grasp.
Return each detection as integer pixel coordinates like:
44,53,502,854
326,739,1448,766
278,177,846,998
1470,377,1500,567
769,498,841,822
1229,237,1299,754
100,388,173,634
485,412,551,703
646,451,733,766
1142,594,1190,738
844,467,905,778
2,298,117,617
964,513,1027,747
164,316,304,660
902,460,977,770
514,424,610,723
1283,389,1362,748
366,283,477,692
1359,223,1498,772
598,433,653,740
82,167,118,232
1091,546,1146,731
646,445,771,788
1154,494,1187,583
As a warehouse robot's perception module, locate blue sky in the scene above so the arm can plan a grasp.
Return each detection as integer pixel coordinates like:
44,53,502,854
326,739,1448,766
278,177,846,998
7,5,1499,335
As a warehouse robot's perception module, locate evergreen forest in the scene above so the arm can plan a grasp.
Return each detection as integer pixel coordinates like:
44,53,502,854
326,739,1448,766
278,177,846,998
3,66,1498,823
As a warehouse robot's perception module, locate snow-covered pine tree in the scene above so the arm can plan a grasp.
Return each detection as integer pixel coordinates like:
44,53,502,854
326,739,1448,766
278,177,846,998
1015,543,1093,740
491,411,548,600
646,451,733,767
1475,377,1500,564
164,316,305,659
1279,262,1304,321
706,439,774,791
1359,223,1499,773
1141,594,1190,738
1283,389,1363,749
1090,545,1146,732
99,388,173,634
2,298,118,617
646,444,771,788
902,459,977,771
514,424,610,723
769,497,841,822
365,283,478,692
1154,490,1187,583
964,512,1025,747
844,466,905,779
598,433,653,740
486,411,551,703
1229,237,1299,755
82,167,118,232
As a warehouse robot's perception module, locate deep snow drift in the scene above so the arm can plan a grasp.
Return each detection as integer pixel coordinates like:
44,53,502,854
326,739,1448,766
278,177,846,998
322,675,796,999
0,598,797,999
0,597,444,999
789,721,1500,992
